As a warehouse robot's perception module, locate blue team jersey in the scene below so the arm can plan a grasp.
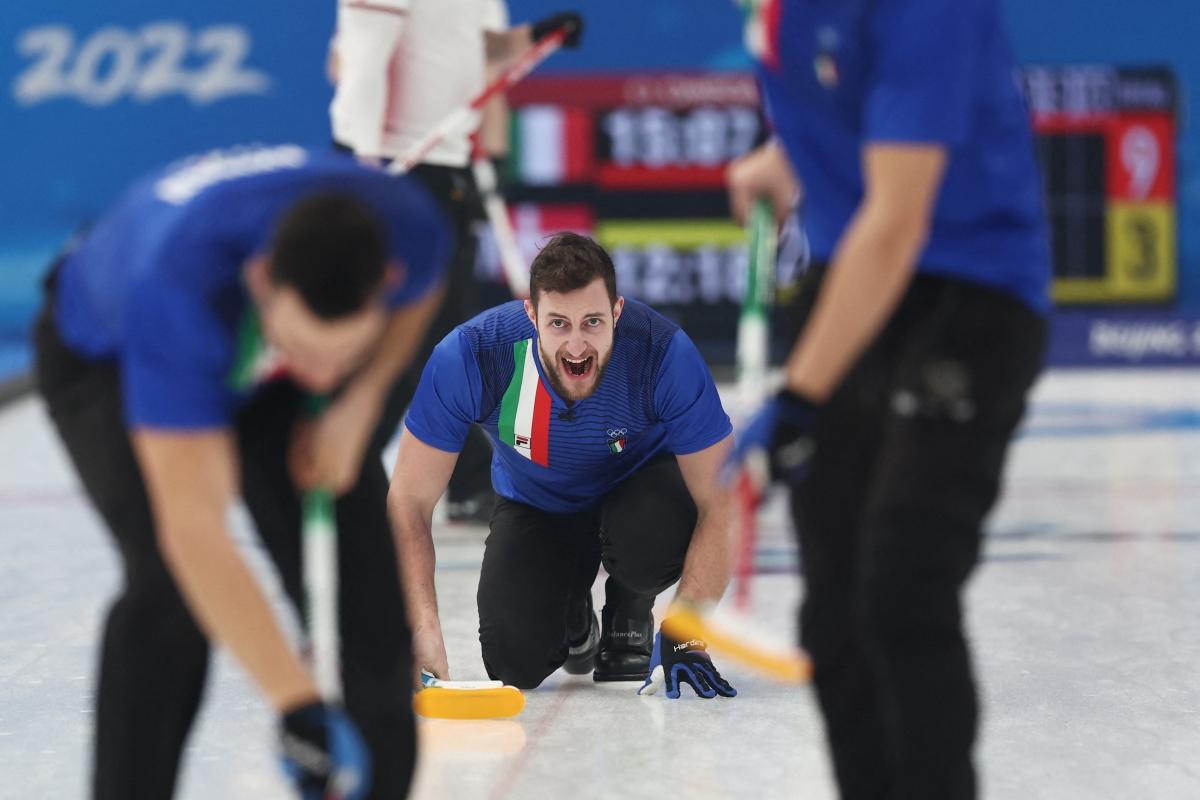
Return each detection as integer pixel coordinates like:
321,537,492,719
53,144,449,429
404,300,732,514
752,0,1051,312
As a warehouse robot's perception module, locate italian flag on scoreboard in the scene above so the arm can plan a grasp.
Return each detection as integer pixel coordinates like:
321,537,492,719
509,105,593,185
498,339,551,467
511,203,594,244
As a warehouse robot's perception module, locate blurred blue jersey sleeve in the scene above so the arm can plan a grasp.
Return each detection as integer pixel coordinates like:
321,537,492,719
403,330,483,452
865,0,976,146
121,279,236,429
379,175,452,309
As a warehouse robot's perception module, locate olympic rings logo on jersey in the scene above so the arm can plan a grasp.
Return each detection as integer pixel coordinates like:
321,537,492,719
606,428,628,456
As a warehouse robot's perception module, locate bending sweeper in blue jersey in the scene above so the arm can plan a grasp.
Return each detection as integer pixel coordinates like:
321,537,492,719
35,144,450,800
390,233,739,699
726,1,1051,797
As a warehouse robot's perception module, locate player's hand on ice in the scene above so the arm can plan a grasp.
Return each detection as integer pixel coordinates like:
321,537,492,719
725,140,799,227
411,619,451,691
638,623,737,699
279,701,371,800
290,386,380,495
727,388,817,491
531,11,584,48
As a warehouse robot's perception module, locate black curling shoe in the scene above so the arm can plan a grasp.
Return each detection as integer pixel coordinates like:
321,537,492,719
593,604,654,682
563,591,600,675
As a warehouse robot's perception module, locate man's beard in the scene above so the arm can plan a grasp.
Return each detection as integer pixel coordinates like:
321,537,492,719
540,343,610,403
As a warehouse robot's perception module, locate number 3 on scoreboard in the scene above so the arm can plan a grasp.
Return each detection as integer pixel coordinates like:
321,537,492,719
1127,216,1159,281
1109,203,1175,300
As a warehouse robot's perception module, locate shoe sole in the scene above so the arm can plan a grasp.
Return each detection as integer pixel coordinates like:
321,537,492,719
562,660,596,675
592,671,649,683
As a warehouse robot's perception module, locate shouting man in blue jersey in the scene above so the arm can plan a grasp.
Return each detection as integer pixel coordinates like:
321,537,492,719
390,233,738,699
726,1,1050,798
34,145,450,800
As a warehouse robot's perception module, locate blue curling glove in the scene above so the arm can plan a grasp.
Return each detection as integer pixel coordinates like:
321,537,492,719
638,629,737,700
279,702,371,800
727,388,817,489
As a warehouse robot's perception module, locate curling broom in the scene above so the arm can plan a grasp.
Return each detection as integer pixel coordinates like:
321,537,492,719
414,670,525,720
732,197,777,609
664,201,812,684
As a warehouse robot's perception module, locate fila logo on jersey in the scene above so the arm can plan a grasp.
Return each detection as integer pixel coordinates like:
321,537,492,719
606,427,628,455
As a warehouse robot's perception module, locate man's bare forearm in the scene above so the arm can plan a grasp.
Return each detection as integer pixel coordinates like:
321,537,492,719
675,502,734,606
136,430,317,713
673,438,735,606
388,494,441,629
159,522,318,712
786,145,945,402
785,209,926,402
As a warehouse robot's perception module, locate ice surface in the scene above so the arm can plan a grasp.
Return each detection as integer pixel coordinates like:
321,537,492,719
2,370,1198,798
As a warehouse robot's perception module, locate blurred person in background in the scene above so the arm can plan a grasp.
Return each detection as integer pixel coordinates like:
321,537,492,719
727,0,1050,797
328,0,583,523
34,144,448,800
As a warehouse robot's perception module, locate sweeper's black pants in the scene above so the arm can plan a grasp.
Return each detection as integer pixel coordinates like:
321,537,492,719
790,270,1046,800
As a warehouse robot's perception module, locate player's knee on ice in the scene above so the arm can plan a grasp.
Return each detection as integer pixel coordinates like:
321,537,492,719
480,619,568,690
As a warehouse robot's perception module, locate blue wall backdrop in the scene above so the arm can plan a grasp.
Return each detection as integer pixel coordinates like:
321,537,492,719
0,1,337,376
1,1,1196,376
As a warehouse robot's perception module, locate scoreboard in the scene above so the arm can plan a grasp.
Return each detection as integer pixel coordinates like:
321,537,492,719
478,68,1179,363
1021,67,1178,304
489,73,778,362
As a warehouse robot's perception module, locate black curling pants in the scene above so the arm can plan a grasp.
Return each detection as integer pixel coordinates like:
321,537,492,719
790,271,1046,800
476,454,697,689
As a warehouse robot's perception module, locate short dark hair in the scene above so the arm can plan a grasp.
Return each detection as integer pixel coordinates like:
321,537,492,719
269,192,388,320
529,233,618,307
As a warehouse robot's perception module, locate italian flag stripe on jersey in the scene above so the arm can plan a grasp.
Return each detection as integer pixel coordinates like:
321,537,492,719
497,339,552,467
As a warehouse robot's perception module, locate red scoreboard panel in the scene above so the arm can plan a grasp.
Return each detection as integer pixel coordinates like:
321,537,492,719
475,68,1179,363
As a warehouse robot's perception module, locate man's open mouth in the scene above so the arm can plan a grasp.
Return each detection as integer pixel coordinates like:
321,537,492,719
561,355,594,378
